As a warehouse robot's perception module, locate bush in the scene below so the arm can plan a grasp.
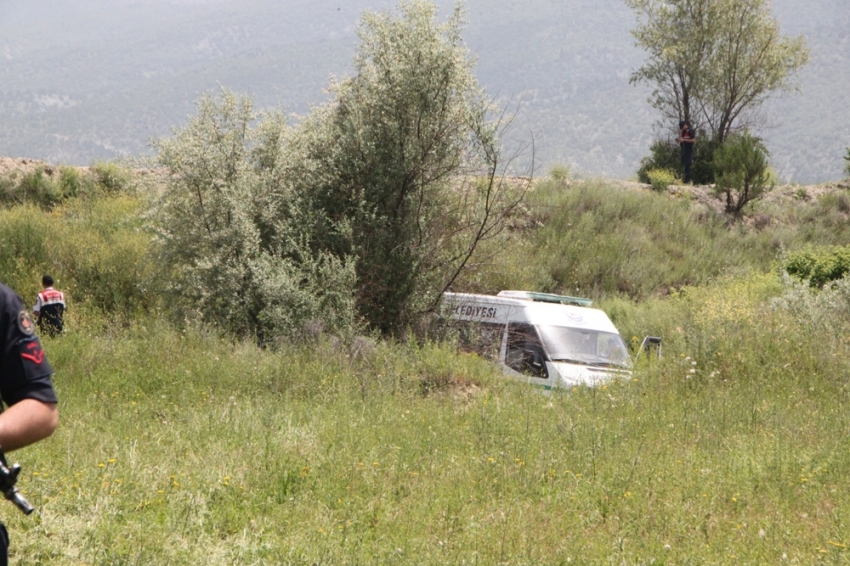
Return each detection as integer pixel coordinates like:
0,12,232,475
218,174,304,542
784,245,850,288
0,195,157,318
636,135,719,186
646,168,677,191
151,91,360,343
548,164,572,184
713,132,773,214
90,161,133,194
17,167,61,209
0,164,119,210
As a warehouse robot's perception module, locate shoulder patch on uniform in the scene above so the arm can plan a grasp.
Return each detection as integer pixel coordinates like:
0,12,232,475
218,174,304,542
17,310,35,336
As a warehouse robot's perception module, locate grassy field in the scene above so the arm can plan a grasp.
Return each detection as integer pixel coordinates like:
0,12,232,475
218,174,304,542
3,168,850,563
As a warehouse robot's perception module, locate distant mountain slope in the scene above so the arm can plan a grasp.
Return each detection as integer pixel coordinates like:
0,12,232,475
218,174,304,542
0,0,846,182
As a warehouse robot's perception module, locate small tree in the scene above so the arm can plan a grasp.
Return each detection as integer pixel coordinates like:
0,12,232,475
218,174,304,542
626,0,808,184
625,0,808,145
712,132,773,214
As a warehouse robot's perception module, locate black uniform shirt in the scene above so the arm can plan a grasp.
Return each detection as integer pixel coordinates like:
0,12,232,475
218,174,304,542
0,283,58,407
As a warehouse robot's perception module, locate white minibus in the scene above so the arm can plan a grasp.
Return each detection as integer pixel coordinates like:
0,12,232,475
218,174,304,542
441,290,652,388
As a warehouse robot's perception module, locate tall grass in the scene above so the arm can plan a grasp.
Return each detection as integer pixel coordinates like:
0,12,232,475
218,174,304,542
0,189,155,318
12,270,850,564
460,176,850,302
3,169,850,563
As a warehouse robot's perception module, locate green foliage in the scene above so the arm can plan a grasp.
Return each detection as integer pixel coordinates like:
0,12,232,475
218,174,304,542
636,139,679,184
0,196,156,317
626,0,809,144
90,161,133,194
151,90,359,343
0,164,132,210
646,167,676,191
18,269,850,563
548,164,572,183
18,167,61,208
713,132,774,214
504,179,758,299
152,1,527,339
292,0,526,335
637,136,720,185
784,245,850,288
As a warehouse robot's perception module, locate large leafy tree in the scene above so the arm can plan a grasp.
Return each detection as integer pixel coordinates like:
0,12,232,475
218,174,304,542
625,0,808,144
152,1,528,339
292,0,528,334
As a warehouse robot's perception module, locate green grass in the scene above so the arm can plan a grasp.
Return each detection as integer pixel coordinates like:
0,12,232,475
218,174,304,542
9,271,850,564
461,176,850,302
4,171,850,563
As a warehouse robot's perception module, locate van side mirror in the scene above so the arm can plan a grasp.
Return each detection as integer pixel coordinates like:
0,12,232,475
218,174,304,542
635,336,662,361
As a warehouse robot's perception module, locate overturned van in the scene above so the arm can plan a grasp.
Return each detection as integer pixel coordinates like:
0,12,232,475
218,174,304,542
440,290,637,388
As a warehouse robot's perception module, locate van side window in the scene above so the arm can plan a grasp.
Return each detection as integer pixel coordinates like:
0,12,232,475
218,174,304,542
506,323,549,379
446,320,504,362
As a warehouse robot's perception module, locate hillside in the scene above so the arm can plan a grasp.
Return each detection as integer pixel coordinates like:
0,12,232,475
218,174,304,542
0,0,847,182
4,153,850,563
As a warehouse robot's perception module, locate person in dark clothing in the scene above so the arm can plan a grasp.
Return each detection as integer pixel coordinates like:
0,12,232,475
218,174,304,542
0,282,59,565
677,120,696,184
33,275,65,337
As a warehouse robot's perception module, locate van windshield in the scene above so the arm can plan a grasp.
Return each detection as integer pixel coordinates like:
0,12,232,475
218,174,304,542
536,325,632,369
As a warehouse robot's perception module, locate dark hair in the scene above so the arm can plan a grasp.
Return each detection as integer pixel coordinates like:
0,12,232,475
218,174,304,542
42,274,54,287
679,120,688,128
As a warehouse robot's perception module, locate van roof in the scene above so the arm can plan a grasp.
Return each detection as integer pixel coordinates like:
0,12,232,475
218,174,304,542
443,291,619,333
497,290,593,307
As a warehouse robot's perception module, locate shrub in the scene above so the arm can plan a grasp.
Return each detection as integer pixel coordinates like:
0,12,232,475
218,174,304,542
784,245,850,288
548,164,572,184
17,167,61,209
90,161,132,194
646,168,677,191
636,135,719,185
151,91,360,343
712,132,773,214
152,2,528,339
0,165,110,210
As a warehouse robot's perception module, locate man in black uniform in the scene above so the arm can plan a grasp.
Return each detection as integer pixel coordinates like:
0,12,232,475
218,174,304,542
677,119,696,184
0,282,59,565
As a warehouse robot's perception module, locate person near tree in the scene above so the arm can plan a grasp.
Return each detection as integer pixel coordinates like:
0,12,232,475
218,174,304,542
677,120,696,184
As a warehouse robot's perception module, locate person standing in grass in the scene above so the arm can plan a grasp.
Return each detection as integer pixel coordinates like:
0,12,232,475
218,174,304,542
33,275,65,337
0,282,59,565
677,119,696,184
